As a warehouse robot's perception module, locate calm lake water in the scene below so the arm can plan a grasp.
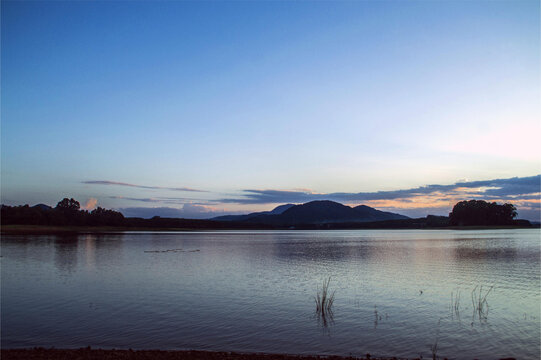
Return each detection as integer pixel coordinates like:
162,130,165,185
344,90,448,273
1,230,540,359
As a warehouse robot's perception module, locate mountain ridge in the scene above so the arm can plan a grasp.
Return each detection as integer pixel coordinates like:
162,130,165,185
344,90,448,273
211,203,294,222
212,200,408,225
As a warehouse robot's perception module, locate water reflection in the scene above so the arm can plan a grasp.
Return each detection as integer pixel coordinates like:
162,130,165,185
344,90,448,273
90,233,124,269
53,235,79,274
1,230,539,360
453,245,517,262
268,235,522,269
83,234,96,269
270,239,376,263
51,234,125,274
316,308,334,329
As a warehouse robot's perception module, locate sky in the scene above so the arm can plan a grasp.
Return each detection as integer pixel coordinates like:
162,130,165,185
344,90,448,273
1,1,540,220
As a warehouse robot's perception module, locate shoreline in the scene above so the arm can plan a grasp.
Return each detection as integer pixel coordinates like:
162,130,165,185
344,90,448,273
0,348,420,360
1,224,536,235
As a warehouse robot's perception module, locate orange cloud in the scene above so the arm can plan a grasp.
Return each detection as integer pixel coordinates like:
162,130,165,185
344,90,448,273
360,196,452,210
82,198,98,210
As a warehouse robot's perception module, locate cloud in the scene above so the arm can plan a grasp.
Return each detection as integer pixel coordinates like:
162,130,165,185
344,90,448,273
109,196,192,204
110,195,223,206
377,206,452,219
83,180,206,192
117,204,242,219
217,175,540,221
81,198,98,210
105,175,540,221
220,175,541,204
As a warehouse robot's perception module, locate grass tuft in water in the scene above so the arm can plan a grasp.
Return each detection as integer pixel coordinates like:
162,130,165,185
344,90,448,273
471,285,494,321
429,318,442,360
315,277,335,315
450,289,461,319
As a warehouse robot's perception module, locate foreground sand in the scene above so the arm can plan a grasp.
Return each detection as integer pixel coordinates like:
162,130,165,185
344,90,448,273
0,348,420,360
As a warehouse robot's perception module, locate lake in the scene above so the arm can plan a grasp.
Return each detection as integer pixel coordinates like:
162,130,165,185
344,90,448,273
1,229,540,359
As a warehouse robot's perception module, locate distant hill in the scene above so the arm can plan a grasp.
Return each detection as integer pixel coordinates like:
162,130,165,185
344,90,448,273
352,204,410,222
215,200,408,226
32,204,52,211
269,203,296,214
211,203,294,221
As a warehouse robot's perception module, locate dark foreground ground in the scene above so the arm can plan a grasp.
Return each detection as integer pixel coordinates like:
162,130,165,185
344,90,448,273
0,348,443,360
0,348,521,360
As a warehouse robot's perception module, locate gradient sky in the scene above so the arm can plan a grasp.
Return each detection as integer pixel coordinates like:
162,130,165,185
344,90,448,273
1,1,540,220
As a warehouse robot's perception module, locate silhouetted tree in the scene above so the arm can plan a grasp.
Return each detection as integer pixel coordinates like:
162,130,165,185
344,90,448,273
56,198,80,211
89,207,125,226
449,200,517,226
53,198,82,225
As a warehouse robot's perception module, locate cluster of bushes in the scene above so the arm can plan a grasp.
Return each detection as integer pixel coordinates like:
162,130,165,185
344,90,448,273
1,198,125,227
449,200,517,226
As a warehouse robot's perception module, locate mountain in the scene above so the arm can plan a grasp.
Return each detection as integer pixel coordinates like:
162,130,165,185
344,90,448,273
32,204,52,211
269,203,296,214
352,204,409,222
211,203,295,221
215,200,408,226
269,200,364,225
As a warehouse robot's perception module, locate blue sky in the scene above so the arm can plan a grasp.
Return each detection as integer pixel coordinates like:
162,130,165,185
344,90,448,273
1,1,540,220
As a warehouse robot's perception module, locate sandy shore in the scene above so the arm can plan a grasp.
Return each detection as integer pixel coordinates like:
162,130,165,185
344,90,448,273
0,348,418,360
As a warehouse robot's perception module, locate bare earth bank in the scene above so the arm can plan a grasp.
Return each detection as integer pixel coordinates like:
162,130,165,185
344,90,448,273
1,348,519,360
0,348,460,360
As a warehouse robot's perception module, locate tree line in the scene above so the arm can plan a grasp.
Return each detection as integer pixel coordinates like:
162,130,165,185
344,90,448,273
1,198,125,227
448,200,519,226
0,198,263,229
0,197,529,229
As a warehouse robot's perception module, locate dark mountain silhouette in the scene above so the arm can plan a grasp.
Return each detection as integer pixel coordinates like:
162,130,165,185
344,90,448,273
269,203,296,214
33,204,52,211
212,203,294,221
352,204,408,222
219,200,409,226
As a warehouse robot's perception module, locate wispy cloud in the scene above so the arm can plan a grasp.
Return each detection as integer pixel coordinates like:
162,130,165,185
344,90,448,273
109,196,188,203
220,175,540,205
83,180,206,192
110,196,222,207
